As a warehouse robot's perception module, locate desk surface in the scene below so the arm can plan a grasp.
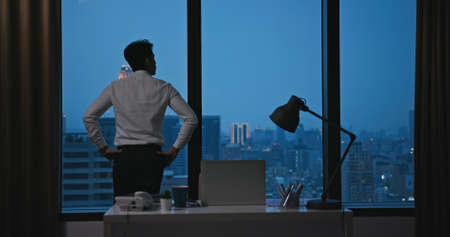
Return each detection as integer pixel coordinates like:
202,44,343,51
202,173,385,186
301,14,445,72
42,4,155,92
105,204,351,216
104,204,352,222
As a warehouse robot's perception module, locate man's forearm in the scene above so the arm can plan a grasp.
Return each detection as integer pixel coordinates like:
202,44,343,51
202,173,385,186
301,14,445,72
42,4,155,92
169,93,199,149
82,84,112,149
83,115,108,149
173,117,198,149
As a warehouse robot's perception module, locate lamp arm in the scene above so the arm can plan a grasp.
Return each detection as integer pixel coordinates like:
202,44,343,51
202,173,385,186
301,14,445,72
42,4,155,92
321,131,356,201
303,108,356,201
303,108,356,139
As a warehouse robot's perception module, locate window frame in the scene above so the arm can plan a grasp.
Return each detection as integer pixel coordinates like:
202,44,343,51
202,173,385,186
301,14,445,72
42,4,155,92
322,0,342,201
59,0,414,221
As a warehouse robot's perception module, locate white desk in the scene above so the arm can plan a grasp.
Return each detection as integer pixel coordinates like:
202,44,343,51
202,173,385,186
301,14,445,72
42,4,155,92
104,204,353,237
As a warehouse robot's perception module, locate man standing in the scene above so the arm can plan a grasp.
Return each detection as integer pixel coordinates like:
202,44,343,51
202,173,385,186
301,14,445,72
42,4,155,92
83,39,198,197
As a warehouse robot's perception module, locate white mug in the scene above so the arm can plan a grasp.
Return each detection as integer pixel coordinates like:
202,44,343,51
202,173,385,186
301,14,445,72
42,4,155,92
160,198,171,211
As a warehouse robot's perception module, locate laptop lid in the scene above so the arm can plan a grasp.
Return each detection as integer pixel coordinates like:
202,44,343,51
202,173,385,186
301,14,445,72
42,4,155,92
199,160,265,205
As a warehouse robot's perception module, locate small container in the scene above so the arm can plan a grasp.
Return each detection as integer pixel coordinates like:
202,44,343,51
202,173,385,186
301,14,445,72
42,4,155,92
278,183,303,208
160,198,171,211
172,186,188,208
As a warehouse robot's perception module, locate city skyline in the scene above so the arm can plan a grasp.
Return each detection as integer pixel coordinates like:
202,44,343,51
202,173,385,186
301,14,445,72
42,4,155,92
63,110,414,140
62,112,414,210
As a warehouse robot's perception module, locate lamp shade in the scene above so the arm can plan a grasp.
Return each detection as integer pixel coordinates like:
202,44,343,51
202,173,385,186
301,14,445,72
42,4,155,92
269,96,304,133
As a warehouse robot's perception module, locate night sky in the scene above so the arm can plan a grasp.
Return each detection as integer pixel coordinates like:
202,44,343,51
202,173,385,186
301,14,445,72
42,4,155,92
63,0,415,135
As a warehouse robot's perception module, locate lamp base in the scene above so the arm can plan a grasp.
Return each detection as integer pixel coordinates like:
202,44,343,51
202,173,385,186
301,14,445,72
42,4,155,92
306,199,341,209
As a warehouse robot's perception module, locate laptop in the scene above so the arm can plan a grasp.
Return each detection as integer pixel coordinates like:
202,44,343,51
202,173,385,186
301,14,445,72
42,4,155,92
199,160,265,206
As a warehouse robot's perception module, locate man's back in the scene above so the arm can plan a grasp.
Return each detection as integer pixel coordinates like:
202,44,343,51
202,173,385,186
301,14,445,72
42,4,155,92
83,70,197,150
110,70,175,147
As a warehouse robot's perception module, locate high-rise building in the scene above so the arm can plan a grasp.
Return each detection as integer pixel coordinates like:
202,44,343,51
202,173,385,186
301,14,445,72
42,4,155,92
222,143,242,160
242,148,261,161
61,117,119,209
285,149,300,172
263,128,274,145
391,161,413,198
202,115,220,160
241,123,250,145
372,155,393,202
230,123,239,145
276,126,286,146
295,124,305,147
301,129,322,149
118,65,132,80
171,148,187,175
250,127,274,147
252,128,264,146
409,109,414,148
342,142,374,202
162,115,187,175
230,122,250,146
262,144,284,168
62,131,113,209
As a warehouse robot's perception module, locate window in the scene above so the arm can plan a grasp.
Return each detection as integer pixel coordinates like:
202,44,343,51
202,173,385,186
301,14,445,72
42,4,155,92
64,184,89,190
64,162,89,169
202,0,323,201
64,173,89,179
61,0,415,218
62,0,187,213
93,194,114,200
340,0,415,206
64,195,89,201
94,183,113,189
93,172,113,179
63,152,89,158
94,162,110,168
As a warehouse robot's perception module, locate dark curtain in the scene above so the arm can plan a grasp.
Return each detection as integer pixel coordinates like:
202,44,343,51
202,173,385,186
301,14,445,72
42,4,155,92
0,0,61,237
415,0,450,237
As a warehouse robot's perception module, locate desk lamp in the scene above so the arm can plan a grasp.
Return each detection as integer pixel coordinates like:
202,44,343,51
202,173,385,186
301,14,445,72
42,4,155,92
270,95,356,209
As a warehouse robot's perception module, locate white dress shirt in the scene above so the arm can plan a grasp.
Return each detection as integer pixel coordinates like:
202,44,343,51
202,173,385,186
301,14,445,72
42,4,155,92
83,70,198,150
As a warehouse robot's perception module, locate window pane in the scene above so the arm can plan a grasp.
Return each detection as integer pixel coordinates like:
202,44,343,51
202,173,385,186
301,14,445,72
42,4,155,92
202,0,322,203
62,0,187,212
340,0,415,205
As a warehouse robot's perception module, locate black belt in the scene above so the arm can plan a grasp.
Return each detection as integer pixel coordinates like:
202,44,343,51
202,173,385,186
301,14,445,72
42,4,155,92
117,143,161,151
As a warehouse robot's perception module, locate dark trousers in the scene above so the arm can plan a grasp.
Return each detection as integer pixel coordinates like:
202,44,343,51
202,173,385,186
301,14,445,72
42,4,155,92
113,144,164,197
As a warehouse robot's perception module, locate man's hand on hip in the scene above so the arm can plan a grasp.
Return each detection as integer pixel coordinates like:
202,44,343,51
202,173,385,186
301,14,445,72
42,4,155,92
99,146,122,166
157,146,180,167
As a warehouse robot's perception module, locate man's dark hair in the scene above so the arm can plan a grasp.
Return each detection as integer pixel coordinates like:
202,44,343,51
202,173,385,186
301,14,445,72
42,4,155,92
124,39,154,71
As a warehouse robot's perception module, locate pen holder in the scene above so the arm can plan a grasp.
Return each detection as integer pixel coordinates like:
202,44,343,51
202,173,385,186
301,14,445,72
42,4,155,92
282,194,299,208
277,183,303,208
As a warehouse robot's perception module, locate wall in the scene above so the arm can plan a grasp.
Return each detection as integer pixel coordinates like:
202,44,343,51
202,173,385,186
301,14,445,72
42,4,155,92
64,221,103,237
353,217,415,237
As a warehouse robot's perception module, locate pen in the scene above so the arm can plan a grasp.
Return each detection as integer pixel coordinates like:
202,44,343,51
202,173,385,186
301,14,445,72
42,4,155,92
282,187,293,208
280,184,286,196
277,183,285,200
295,183,304,199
